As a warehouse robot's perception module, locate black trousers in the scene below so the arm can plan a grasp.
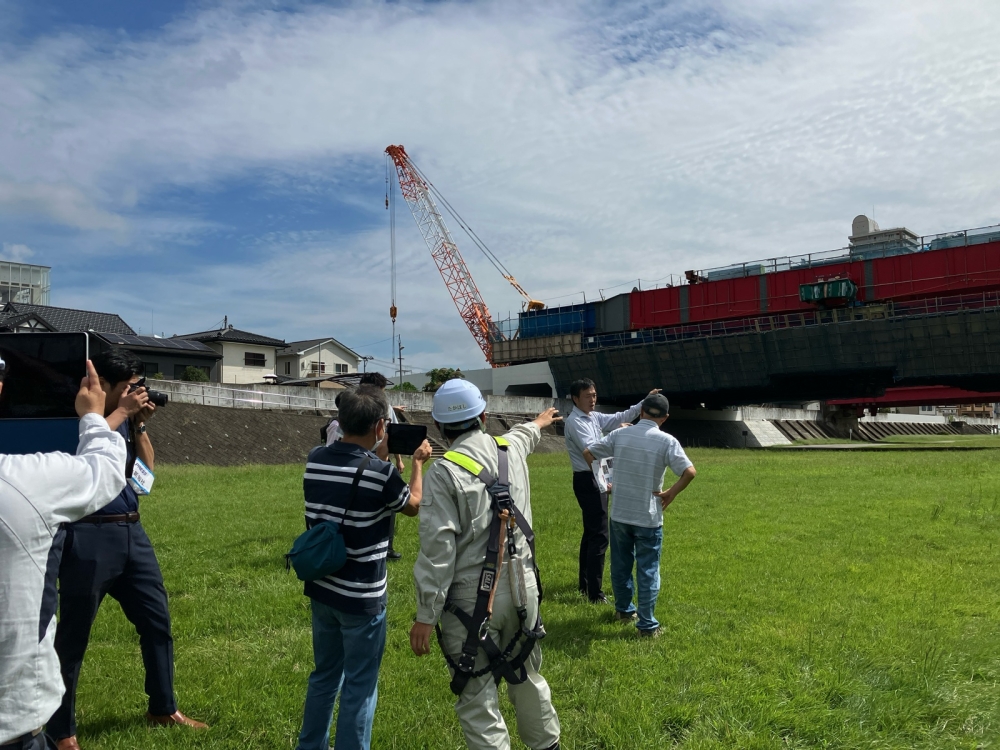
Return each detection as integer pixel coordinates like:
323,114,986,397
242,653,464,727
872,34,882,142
48,521,176,739
573,471,609,599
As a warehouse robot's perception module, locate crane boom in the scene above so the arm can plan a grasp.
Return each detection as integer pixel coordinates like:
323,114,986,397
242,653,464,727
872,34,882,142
386,144,500,363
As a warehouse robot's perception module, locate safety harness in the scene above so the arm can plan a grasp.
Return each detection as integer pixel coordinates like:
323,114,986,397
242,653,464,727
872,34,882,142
436,436,547,696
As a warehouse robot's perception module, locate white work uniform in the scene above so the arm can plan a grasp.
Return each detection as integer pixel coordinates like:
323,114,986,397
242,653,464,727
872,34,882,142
414,422,560,750
0,414,126,744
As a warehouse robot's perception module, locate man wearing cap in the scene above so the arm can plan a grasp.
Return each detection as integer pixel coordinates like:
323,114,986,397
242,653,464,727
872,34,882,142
409,379,562,750
583,393,696,638
564,378,661,604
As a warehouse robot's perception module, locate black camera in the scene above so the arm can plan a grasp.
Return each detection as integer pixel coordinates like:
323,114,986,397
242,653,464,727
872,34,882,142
128,377,169,408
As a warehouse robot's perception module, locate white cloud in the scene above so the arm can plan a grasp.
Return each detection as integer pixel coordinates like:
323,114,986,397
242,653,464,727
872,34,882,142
0,180,127,236
1,242,33,262
1,0,999,367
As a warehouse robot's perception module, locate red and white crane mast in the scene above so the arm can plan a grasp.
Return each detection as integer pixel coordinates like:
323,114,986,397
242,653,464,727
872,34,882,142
385,144,499,363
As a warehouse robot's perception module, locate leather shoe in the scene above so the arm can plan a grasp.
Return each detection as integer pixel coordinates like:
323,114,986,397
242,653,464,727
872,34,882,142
387,549,402,561
588,593,610,605
145,711,209,729
56,738,81,750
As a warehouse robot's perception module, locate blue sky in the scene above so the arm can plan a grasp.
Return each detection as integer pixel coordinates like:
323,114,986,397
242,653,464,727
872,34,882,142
1,0,999,374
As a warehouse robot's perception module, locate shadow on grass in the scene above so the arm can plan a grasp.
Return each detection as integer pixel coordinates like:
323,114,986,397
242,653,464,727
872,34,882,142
77,713,145,740
542,611,636,658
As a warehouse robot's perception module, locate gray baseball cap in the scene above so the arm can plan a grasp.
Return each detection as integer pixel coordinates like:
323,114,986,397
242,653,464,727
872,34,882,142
641,393,670,417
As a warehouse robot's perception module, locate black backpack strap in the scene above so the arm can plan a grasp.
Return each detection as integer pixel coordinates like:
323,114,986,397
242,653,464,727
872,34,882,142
342,455,372,522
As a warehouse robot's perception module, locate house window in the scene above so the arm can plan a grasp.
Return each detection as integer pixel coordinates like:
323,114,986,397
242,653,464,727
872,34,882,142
244,352,266,367
919,405,935,413
309,360,326,374
143,362,159,378
284,361,291,375
335,363,348,374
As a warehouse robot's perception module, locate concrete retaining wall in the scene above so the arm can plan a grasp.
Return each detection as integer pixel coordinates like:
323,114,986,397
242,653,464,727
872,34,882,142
150,402,328,465
148,379,553,415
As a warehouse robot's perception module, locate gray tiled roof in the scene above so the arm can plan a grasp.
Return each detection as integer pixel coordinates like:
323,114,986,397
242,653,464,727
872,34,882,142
0,302,135,335
174,326,285,347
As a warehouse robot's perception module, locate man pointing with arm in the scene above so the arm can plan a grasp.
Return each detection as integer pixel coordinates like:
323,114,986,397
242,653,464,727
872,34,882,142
563,378,661,604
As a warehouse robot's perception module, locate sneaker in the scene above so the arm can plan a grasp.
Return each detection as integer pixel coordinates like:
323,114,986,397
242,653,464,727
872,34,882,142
588,593,610,605
638,627,662,639
613,610,638,623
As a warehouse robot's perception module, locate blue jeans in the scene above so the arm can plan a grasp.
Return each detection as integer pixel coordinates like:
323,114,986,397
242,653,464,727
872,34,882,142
609,521,663,632
297,600,387,750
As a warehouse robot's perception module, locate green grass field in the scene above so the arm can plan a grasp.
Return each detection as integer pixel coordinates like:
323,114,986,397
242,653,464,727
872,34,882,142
69,449,1000,749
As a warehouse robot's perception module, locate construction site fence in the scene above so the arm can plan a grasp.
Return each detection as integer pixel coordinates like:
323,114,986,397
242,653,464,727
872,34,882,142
686,223,1000,280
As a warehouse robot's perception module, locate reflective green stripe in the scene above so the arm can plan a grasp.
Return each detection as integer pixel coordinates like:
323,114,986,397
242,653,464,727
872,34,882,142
443,451,484,476
494,436,510,447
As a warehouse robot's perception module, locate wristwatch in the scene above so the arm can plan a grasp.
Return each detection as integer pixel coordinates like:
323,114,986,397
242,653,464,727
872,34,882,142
137,423,147,434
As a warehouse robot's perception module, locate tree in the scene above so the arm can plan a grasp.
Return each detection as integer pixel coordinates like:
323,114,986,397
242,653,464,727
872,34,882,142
423,367,465,392
180,366,210,382
391,381,418,392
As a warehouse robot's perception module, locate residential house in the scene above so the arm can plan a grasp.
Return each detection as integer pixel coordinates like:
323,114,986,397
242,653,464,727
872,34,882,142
173,324,285,384
0,302,221,379
0,302,133,335
276,338,361,380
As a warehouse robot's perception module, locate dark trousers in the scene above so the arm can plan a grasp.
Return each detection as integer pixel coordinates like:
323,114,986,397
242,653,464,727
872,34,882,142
0,731,57,749
48,521,176,739
573,471,609,599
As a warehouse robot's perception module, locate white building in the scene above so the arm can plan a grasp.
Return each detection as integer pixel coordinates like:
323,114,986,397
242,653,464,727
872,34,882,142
0,261,50,305
173,324,285,385
276,338,361,379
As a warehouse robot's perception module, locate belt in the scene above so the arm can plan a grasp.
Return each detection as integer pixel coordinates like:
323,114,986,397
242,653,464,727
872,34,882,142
78,512,140,524
0,728,42,748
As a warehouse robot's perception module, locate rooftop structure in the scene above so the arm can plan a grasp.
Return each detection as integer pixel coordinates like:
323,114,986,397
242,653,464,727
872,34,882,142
0,261,50,306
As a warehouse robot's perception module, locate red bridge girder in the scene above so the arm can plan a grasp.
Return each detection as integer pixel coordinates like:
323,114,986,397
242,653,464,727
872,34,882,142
828,385,1000,408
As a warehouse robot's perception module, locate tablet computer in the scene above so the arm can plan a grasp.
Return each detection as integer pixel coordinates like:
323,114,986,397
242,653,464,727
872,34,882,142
387,423,428,456
0,331,93,454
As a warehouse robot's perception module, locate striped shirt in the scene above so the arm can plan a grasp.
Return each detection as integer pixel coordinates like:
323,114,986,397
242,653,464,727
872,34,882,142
587,420,693,528
302,442,410,614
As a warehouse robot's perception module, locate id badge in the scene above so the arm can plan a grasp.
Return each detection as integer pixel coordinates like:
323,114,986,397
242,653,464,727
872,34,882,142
128,457,155,495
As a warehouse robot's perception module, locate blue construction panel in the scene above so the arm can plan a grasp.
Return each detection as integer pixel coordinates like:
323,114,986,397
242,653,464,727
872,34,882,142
519,303,595,338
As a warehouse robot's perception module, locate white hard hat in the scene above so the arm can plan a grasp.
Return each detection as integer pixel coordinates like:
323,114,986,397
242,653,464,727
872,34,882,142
431,378,486,425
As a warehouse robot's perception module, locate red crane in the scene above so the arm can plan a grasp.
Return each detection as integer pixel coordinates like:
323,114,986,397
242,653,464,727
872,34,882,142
385,144,542,365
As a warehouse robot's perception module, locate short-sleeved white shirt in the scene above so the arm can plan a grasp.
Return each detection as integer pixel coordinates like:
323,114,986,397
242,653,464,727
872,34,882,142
587,419,692,528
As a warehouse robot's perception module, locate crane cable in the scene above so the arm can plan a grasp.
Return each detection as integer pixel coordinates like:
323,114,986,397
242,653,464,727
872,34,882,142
406,159,519,290
386,154,398,362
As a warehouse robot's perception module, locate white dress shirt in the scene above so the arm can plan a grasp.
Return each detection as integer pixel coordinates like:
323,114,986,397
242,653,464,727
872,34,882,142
563,401,643,472
0,414,126,744
587,419,693,528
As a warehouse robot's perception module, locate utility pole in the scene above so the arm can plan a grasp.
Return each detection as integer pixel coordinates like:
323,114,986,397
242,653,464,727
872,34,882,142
360,355,374,373
397,336,404,388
